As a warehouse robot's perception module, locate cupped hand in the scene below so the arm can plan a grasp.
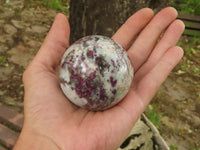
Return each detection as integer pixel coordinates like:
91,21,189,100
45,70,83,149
14,7,184,150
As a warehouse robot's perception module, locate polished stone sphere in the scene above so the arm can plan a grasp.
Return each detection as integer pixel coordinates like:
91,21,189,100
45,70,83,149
59,35,133,111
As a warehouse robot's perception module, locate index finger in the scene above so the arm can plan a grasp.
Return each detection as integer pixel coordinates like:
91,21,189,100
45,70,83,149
112,8,154,50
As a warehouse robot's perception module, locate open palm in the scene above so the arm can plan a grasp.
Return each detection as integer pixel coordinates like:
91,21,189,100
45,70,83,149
15,7,184,150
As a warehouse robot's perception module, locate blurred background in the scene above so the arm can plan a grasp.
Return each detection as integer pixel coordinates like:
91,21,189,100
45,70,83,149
0,0,199,149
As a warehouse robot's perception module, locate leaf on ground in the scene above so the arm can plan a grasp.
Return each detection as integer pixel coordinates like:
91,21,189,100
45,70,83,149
176,70,186,75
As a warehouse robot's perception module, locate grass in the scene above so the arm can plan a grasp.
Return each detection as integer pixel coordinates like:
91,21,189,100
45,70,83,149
0,143,8,150
42,0,63,9
0,55,9,67
192,148,200,150
0,56,3,62
0,120,21,133
177,37,200,57
25,0,69,14
170,0,200,15
170,144,178,150
145,105,163,128
39,0,69,14
176,37,200,77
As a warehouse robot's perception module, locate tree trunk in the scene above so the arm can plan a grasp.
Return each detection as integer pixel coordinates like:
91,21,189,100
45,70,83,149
69,0,171,43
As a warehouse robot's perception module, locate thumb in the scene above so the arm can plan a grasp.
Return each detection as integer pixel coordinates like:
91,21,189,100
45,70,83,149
33,13,70,71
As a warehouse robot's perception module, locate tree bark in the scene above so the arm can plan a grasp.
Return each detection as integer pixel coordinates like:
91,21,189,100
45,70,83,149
69,0,171,43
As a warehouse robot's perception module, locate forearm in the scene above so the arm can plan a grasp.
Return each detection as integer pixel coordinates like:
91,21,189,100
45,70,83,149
13,128,62,150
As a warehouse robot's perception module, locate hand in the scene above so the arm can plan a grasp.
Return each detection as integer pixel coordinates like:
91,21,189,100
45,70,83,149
14,7,184,150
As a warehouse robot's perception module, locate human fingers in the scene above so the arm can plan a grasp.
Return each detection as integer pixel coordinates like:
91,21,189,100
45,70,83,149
115,46,183,121
33,13,70,71
112,8,154,50
128,7,178,71
133,19,185,84
135,46,183,107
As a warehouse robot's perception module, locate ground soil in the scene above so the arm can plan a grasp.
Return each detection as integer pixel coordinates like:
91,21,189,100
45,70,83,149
0,0,199,149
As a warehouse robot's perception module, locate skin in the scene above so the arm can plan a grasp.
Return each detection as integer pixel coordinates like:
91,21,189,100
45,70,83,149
14,7,185,150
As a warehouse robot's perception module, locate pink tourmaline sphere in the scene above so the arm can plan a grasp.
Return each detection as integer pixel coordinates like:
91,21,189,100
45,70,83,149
59,35,133,111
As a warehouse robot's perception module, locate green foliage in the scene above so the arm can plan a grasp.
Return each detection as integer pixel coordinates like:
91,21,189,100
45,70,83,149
170,144,178,150
0,56,3,62
145,105,163,128
43,0,61,9
178,37,200,57
192,148,200,150
170,0,200,15
28,0,69,14
176,36,200,78
41,0,69,14
0,143,7,149
0,55,9,67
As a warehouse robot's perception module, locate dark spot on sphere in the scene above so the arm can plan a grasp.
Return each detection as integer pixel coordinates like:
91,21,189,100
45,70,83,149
95,55,110,75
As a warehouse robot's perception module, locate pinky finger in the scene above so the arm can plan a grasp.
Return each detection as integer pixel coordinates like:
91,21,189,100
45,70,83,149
135,46,183,106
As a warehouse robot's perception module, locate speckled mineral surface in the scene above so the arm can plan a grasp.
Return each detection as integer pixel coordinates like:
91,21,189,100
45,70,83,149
59,35,133,111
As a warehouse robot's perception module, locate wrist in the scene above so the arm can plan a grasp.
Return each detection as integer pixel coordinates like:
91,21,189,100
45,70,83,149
13,127,62,150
